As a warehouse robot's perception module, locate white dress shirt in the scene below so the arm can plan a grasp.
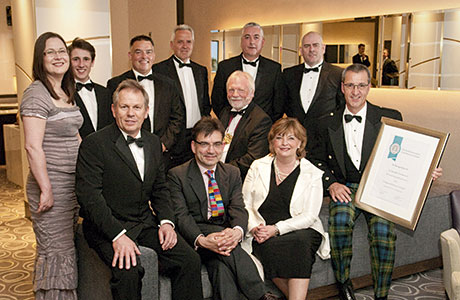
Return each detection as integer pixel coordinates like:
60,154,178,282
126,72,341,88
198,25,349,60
300,61,323,113
133,69,155,132
76,79,98,131
343,103,367,170
173,56,201,129
241,55,259,81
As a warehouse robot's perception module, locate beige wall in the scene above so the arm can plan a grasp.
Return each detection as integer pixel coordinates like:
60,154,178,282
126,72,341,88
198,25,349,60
110,0,176,76
184,0,460,184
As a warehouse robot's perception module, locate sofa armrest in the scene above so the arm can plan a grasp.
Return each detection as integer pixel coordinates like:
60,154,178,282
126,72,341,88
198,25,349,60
441,228,460,299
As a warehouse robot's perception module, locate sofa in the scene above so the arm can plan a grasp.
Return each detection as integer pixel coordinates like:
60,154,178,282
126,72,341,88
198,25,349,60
76,180,459,299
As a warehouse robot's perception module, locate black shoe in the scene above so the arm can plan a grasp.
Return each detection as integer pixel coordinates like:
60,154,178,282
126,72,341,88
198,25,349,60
337,281,356,300
258,292,281,300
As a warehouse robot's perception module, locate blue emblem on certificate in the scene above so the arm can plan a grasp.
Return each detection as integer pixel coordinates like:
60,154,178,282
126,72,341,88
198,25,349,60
388,136,403,161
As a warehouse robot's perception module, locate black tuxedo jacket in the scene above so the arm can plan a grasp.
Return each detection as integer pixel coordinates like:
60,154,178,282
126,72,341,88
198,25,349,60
167,159,248,246
211,54,283,121
76,123,174,247
282,62,345,147
153,56,211,119
75,82,113,138
352,53,371,67
219,102,271,180
309,101,402,191
106,70,185,151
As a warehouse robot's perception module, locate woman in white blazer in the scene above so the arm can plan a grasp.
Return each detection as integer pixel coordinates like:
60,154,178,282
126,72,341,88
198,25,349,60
242,118,329,300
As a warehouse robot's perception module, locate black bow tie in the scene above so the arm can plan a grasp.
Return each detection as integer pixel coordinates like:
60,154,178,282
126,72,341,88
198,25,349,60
76,82,94,92
242,57,259,67
126,135,144,147
344,114,362,123
137,74,153,82
304,67,320,73
173,56,192,68
230,109,246,117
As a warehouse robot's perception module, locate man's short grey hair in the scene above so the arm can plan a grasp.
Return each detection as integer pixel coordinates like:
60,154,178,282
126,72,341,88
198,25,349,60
170,24,195,42
113,79,149,108
226,70,255,93
341,63,371,84
242,22,264,38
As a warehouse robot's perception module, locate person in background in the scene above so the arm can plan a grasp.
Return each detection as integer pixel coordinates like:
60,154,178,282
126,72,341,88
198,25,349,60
69,38,112,138
211,22,284,121
154,24,211,165
20,32,82,299
352,44,371,67
242,118,330,300
218,71,271,181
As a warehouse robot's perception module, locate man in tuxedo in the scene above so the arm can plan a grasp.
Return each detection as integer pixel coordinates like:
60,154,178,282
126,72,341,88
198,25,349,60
107,35,185,169
282,31,344,152
352,44,371,67
168,116,279,300
382,49,399,86
69,38,112,138
309,63,400,300
75,79,203,300
218,71,271,180
153,24,211,165
211,22,283,121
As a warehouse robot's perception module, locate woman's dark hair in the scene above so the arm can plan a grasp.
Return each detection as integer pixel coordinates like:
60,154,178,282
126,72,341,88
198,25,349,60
32,32,75,104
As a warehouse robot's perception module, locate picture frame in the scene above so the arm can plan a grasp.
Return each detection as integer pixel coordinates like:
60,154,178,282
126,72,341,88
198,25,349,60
354,117,449,230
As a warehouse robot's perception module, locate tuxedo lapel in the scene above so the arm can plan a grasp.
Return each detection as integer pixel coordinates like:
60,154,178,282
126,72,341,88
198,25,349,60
74,92,92,127
113,130,142,181
329,116,347,178
360,103,381,171
188,160,209,220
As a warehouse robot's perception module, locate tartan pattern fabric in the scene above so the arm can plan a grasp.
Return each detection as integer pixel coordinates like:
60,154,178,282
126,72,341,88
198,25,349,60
329,185,396,298
205,170,225,217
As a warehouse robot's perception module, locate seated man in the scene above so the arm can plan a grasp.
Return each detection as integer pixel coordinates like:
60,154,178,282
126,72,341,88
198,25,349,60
309,63,442,300
218,71,272,181
76,79,203,300
168,116,279,300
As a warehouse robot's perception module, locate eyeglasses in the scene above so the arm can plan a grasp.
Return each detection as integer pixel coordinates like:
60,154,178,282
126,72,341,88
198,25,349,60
194,141,224,149
44,48,68,58
343,83,369,90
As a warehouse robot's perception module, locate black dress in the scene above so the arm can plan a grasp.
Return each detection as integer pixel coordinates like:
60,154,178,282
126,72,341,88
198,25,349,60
252,163,322,279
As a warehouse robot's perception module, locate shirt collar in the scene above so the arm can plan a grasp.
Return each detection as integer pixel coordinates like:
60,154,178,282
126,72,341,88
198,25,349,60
120,129,141,140
132,68,152,79
196,161,217,174
304,60,324,69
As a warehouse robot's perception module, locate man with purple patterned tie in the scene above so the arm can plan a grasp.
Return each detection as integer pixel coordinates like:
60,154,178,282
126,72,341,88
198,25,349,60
168,116,280,300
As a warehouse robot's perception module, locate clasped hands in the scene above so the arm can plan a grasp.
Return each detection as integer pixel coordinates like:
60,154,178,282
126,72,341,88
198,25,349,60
111,223,177,269
197,228,242,256
329,167,443,203
251,224,278,244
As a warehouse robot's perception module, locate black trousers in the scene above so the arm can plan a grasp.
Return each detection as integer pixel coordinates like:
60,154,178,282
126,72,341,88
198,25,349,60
92,226,203,300
198,224,266,300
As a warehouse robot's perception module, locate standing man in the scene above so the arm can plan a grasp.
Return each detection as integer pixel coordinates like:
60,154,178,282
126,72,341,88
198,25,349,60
69,38,112,138
352,44,371,67
154,24,211,165
168,116,280,300
282,31,344,152
76,79,203,300
218,71,271,180
107,35,185,169
211,22,283,121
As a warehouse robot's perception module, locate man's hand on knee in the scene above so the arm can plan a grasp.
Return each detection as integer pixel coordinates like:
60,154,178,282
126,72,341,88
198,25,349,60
112,234,141,269
328,182,352,203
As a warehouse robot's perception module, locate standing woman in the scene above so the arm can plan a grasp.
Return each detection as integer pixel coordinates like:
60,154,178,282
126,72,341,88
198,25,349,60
242,118,329,300
20,32,82,299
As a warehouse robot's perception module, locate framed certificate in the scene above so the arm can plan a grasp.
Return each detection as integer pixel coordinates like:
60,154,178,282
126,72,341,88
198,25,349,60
354,118,449,230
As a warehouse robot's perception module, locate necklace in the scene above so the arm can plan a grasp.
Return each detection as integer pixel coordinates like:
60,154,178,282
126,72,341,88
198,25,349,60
274,158,299,183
